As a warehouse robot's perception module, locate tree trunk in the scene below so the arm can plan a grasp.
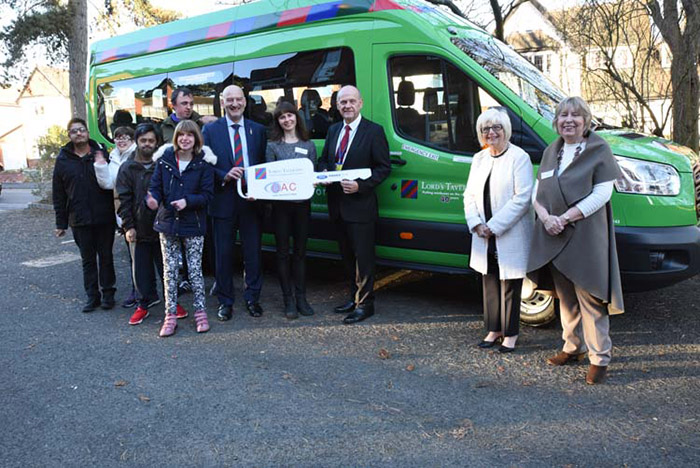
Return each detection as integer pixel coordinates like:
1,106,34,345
670,42,699,151
490,0,505,42
68,0,88,120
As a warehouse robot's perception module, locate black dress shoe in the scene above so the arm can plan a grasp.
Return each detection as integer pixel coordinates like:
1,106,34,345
498,345,515,354
343,304,374,324
82,297,101,313
477,339,499,349
334,300,355,314
217,304,233,321
246,301,263,317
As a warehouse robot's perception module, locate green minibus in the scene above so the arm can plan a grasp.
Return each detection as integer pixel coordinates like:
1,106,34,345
88,0,700,325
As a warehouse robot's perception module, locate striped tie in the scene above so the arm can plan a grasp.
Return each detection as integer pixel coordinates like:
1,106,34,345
335,125,351,171
232,124,243,167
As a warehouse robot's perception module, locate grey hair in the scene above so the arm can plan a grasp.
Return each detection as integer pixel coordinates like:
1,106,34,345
476,107,512,147
553,96,592,134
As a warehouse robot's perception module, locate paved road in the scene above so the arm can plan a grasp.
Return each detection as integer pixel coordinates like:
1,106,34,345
0,187,40,212
1,209,699,467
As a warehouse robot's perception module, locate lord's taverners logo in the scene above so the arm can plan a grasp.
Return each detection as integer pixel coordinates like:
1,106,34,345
401,179,418,199
255,168,267,180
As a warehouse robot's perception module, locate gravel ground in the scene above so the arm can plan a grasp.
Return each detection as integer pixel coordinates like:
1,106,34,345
1,209,698,467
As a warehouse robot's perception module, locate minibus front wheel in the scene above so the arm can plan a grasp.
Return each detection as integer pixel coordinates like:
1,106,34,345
520,284,556,326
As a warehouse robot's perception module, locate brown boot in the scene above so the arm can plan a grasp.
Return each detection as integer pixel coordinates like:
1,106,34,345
547,351,586,366
586,365,607,385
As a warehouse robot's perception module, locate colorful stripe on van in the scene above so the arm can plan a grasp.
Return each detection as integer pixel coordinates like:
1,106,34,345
93,0,405,65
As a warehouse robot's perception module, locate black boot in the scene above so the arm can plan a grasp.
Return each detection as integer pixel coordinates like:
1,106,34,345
82,296,101,313
283,295,298,320
296,294,314,316
101,291,115,310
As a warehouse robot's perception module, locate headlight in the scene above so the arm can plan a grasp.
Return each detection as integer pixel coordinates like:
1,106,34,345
614,155,681,196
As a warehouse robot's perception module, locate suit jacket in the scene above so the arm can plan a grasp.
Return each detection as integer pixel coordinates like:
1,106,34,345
318,117,391,223
203,116,267,218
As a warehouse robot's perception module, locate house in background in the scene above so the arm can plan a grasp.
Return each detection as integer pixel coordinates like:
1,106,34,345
504,0,676,138
0,86,23,171
0,67,71,170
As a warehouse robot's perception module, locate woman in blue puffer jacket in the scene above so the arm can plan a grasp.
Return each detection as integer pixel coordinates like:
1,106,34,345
147,120,215,337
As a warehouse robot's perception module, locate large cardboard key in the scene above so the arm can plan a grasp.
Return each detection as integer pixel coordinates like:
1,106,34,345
237,158,371,201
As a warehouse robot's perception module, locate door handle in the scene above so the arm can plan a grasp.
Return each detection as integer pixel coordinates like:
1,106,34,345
390,156,407,166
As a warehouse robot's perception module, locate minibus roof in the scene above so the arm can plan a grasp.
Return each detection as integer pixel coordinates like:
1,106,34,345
90,0,482,65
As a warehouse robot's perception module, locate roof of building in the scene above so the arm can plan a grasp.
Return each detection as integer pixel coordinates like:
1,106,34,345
18,66,69,99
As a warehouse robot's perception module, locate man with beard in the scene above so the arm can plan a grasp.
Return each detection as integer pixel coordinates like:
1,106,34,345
115,123,166,325
203,84,267,321
53,118,116,312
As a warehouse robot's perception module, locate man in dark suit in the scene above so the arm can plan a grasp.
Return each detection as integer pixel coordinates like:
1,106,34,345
203,85,267,321
318,85,391,324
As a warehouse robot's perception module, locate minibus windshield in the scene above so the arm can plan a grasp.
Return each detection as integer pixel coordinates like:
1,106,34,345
452,35,566,122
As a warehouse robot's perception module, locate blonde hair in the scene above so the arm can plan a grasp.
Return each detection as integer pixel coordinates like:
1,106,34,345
553,97,592,134
172,120,203,155
476,107,512,147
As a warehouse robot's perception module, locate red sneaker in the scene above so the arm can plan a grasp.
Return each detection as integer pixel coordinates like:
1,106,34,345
176,304,188,319
129,307,149,325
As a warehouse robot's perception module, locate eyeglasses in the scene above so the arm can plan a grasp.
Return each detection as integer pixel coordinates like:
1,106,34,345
69,127,88,135
480,125,503,135
115,136,132,142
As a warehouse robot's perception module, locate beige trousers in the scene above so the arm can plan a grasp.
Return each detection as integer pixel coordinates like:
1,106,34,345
550,265,612,366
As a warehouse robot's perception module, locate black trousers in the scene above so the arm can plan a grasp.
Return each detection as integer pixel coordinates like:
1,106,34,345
334,218,376,307
482,261,522,337
132,241,163,308
71,224,116,301
273,201,310,297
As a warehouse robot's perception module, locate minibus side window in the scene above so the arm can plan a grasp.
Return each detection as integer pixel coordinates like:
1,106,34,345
97,74,168,140
166,63,233,119
234,47,355,138
389,55,498,155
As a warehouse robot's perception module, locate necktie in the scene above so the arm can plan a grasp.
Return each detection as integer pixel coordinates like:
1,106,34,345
232,124,243,167
335,125,351,171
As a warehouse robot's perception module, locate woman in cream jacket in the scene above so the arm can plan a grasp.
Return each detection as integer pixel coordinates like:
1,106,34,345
463,108,534,353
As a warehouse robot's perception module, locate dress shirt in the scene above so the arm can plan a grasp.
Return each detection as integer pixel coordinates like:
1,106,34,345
334,114,362,159
226,115,250,168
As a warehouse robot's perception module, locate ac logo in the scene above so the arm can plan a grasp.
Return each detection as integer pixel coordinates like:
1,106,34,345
264,181,298,194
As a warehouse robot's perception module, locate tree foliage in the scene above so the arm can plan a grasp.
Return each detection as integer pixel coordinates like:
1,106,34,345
0,0,180,118
28,124,68,202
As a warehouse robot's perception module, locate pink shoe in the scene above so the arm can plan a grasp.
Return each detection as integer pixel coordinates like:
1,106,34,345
194,309,210,333
159,314,178,337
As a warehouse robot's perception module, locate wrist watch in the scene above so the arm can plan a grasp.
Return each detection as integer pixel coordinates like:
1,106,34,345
562,213,571,224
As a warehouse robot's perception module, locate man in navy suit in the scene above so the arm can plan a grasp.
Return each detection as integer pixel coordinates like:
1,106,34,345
318,85,391,324
203,85,267,321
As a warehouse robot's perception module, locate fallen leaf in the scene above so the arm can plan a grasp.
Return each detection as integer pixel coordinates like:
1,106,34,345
378,348,391,360
114,380,128,387
497,366,505,372
406,364,415,371
390,335,400,341
138,394,150,402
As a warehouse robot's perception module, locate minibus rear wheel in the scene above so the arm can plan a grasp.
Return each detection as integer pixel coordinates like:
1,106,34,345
520,288,556,327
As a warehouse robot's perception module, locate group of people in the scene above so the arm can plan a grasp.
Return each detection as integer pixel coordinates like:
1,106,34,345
464,97,624,385
52,84,389,338
52,84,622,384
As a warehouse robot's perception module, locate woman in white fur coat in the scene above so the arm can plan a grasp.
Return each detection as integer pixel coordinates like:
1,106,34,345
94,125,138,308
463,108,534,353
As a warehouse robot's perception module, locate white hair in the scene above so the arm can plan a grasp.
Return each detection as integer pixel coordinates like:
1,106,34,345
476,107,512,147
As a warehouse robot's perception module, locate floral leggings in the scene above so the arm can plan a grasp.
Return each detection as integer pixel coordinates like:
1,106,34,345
159,234,205,315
